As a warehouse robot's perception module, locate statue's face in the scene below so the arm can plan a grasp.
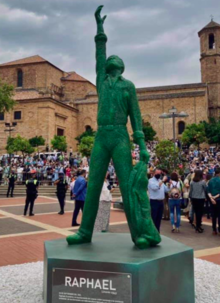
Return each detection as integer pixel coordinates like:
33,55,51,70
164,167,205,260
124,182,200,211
106,55,125,74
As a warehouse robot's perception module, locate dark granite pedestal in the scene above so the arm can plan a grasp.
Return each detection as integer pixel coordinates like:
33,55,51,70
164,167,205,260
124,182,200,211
44,233,195,303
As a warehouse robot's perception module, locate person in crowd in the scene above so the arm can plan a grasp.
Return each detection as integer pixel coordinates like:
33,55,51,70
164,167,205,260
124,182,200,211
205,174,212,219
189,170,207,233
71,170,87,227
54,172,68,215
169,172,183,232
207,167,220,235
148,169,169,232
65,165,72,184
7,170,17,198
24,172,39,216
94,173,115,232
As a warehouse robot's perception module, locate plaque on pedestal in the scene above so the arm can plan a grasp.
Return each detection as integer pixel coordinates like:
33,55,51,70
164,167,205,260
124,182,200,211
44,233,195,303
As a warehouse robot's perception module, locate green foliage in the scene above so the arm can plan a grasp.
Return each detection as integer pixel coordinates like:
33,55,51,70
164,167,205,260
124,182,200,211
142,121,156,142
51,135,67,152
75,128,96,144
181,123,206,147
202,119,220,145
0,80,15,113
6,137,15,155
29,136,45,148
78,136,95,157
6,135,35,156
155,140,180,172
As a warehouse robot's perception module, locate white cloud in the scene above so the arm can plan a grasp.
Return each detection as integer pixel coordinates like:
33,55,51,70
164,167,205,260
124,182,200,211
0,4,47,24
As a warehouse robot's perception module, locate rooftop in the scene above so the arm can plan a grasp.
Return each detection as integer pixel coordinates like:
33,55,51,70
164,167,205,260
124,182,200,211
198,20,220,36
0,55,46,67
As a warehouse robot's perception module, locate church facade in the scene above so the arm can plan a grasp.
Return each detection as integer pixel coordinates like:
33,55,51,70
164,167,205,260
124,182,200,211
0,20,219,153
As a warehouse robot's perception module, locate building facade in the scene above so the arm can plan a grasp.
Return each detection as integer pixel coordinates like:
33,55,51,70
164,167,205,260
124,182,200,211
0,20,219,153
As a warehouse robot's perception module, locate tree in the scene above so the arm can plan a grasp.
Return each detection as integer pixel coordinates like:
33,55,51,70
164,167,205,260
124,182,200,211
6,135,35,156
202,118,220,146
181,123,206,147
78,136,95,157
142,121,156,142
0,80,15,113
51,135,67,152
75,127,96,144
155,140,180,172
29,136,45,154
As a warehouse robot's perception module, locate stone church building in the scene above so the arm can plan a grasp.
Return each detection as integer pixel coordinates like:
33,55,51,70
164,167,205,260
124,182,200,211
0,20,219,153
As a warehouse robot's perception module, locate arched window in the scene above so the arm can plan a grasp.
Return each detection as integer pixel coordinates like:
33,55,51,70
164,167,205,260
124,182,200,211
17,69,23,87
209,33,215,49
178,121,185,135
85,125,92,131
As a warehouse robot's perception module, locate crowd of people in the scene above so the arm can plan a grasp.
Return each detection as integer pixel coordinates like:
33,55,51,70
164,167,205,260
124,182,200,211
1,143,220,235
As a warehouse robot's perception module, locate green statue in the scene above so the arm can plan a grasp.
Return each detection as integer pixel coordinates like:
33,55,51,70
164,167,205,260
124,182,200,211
67,5,161,249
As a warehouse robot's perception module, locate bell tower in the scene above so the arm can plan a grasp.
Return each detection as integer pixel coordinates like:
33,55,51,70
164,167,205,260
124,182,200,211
198,19,220,117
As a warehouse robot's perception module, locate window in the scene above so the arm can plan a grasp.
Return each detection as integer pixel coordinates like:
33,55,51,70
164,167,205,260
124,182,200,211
57,128,64,136
0,113,4,121
14,111,21,120
209,33,215,49
17,69,23,87
178,121,185,135
85,125,92,131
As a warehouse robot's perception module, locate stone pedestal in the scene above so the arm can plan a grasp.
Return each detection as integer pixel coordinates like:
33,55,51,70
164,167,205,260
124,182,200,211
44,233,195,303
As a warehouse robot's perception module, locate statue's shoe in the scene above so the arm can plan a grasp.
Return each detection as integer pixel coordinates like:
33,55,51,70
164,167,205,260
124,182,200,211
135,237,150,249
66,232,91,245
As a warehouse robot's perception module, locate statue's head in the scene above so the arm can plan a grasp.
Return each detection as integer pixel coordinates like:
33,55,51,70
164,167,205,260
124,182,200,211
106,55,125,74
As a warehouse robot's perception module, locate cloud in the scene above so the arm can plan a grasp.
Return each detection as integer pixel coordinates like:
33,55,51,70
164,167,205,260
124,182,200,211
0,0,219,87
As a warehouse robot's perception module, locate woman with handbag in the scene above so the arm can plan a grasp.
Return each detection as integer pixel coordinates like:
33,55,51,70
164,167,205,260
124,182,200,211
189,170,207,233
169,172,182,233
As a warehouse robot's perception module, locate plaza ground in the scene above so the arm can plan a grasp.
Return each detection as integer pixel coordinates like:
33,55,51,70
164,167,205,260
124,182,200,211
0,196,219,267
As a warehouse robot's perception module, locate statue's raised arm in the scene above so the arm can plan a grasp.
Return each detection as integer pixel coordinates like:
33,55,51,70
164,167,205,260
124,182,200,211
94,5,107,90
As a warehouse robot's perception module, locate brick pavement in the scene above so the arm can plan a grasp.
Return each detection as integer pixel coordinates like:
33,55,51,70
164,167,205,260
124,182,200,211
0,196,219,267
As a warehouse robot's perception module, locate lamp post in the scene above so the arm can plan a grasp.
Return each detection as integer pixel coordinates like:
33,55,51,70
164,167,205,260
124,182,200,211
159,106,188,151
4,122,17,164
4,122,17,137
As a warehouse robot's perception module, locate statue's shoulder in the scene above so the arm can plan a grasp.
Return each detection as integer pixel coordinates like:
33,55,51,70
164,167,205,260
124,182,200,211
120,76,136,89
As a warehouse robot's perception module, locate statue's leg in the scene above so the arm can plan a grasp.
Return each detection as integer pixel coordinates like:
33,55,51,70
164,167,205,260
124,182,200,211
112,129,150,248
67,137,110,245
111,130,134,235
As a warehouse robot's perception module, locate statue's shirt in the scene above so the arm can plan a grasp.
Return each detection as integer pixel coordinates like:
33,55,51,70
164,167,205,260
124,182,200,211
95,33,142,133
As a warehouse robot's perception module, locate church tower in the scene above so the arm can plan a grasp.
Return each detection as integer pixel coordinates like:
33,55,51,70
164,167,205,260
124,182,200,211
198,20,220,117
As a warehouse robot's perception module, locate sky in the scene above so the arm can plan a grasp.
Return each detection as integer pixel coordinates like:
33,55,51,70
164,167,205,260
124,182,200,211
0,0,219,88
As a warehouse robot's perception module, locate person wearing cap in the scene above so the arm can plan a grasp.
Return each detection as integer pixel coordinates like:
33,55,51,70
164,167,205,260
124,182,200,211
54,172,68,215
24,172,39,216
7,170,17,198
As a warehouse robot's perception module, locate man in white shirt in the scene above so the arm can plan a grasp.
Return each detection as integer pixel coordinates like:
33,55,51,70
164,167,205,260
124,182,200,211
148,169,169,232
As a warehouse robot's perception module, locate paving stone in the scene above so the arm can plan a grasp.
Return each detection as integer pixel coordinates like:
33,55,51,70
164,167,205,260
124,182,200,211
0,197,56,206
0,232,65,266
0,202,74,215
0,218,45,236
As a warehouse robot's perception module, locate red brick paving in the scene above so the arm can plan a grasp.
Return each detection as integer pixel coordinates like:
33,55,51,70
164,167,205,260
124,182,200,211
0,196,56,206
0,232,64,266
28,210,126,228
199,253,220,265
29,212,74,228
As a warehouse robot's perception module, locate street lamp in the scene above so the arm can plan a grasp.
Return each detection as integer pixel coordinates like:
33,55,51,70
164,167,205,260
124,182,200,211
4,122,17,137
159,106,188,150
4,122,17,164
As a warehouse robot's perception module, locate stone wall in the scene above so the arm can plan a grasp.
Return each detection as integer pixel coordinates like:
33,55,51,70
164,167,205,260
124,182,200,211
0,98,78,154
62,80,96,101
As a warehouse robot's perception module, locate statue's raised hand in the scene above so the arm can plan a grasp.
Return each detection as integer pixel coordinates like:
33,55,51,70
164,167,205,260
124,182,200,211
95,5,107,25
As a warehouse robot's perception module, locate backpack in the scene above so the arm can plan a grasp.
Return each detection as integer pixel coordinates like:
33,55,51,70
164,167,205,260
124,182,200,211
169,181,181,199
